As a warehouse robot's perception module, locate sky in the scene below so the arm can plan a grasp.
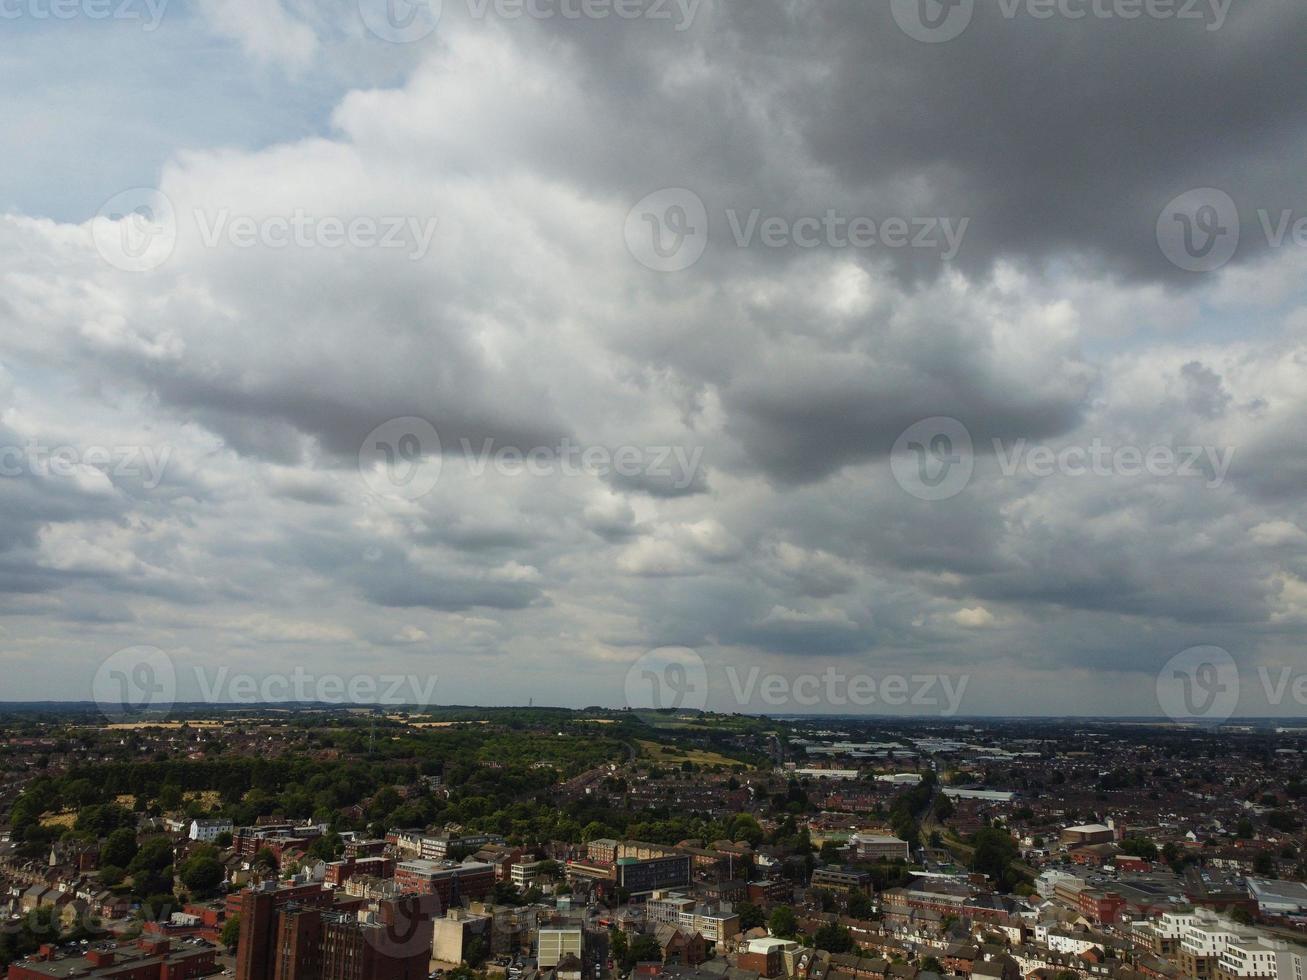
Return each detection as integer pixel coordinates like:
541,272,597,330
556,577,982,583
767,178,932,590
2,0,1307,719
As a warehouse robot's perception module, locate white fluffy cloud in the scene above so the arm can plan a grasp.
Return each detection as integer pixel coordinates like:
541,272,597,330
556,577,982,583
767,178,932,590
3,5,1307,714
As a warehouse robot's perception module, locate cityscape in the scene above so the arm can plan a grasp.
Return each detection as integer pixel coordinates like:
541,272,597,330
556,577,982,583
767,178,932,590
2,709,1307,980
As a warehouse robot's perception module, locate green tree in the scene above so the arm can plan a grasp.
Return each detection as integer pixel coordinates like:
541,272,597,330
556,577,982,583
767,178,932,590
102,828,139,868
934,795,955,821
220,915,242,950
819,840,845,863
76,805,133,837
737,902,766,931
1121,836,1158,861
813,923,853,954
179,854,224,896
308,832,342,862
847,890,873,920
970,827,1020,891
811,888,837,912
129,836,174,876
624,934,662,970
609,927,628,967
768,906,797,940
157,784,184,811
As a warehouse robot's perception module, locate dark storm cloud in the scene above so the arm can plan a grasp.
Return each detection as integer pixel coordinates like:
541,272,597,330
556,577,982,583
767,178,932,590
746,1,1307,281
503,1,1307,283
722,358,1087,485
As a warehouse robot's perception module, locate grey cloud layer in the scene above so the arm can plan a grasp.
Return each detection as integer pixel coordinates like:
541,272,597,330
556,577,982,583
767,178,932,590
0,2,1306,712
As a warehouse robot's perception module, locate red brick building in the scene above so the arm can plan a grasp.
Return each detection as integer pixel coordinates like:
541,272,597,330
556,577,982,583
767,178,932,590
7,938,215,980
325,857,395,888
1075,889,1126,925
235,882,335,980
392,861,494,906
270,899,437,980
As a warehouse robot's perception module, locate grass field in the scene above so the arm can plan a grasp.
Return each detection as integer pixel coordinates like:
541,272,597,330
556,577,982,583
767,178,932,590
407,720,490,728
103,720,224,729
635,739,749,768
